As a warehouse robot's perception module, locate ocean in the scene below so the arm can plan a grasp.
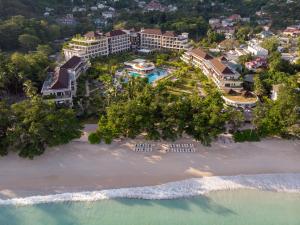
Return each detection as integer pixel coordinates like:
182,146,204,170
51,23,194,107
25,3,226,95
1,190,300,225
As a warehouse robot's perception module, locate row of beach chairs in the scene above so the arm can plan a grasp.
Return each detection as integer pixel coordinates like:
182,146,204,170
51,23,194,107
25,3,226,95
166,148,196,153
134,144,153,152
167,144,195,153
169,144,194,148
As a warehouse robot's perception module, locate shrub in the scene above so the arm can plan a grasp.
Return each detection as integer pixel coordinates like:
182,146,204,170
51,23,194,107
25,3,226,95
233,129,261,142
88,132,101,144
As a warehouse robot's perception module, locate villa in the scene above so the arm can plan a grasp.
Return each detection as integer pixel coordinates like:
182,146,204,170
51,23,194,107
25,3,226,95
41,56,90,105
181,48,257,108
64,29,191,60
245,57,268,71
247,41,268,58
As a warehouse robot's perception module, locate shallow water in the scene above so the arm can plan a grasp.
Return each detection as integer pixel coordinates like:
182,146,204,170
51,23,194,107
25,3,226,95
1,190,300,225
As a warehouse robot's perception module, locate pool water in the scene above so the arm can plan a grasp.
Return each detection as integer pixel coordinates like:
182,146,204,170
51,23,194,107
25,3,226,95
1,190,300,225
129,69,168,83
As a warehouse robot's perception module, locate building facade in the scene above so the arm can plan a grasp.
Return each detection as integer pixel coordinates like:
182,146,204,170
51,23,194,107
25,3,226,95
41,56,90,105
64,29,191,60
181,48,257,108
181,48,243,91
106,30,131,54
64,31,109,60
139,29,190,50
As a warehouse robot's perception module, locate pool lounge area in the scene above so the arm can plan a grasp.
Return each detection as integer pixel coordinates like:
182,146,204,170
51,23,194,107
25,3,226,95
128,69,168,83
119,59,170,83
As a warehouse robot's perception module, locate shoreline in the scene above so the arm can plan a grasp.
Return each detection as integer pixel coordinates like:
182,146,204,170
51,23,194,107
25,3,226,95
1,173,300,206
1,125,300,200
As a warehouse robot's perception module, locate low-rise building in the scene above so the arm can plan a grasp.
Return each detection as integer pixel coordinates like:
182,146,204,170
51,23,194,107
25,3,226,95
41,56,90,105
181,48,257,108
245,57,268,71
145,0,166,12
283,27,300,37
181,48,243,91
247,44,268,58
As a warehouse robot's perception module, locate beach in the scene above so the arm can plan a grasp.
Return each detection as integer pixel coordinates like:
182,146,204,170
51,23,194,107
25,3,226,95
0,125,300,199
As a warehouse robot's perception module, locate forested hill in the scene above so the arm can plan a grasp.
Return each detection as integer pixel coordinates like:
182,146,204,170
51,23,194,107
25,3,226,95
0,0,74,18
0,0,269,18
0,0,299,29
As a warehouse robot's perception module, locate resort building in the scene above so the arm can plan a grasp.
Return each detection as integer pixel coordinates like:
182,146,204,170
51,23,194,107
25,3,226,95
181,48,257,108
41,56,90,105
106,30,131,54
181,48,243,91
64,31,109,60
139,29,191,50
64,29,191,60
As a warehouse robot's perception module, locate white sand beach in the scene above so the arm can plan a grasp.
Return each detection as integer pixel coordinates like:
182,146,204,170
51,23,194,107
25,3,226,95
0,125,300,199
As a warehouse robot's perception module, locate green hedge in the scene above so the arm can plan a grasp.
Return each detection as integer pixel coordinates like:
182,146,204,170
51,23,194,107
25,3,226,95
233,130,261,142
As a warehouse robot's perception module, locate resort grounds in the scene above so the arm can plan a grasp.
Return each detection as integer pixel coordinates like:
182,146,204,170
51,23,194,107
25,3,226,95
0,124,300,199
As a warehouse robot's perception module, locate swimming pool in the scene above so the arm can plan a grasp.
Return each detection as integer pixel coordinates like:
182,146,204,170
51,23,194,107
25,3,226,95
128,69,168,83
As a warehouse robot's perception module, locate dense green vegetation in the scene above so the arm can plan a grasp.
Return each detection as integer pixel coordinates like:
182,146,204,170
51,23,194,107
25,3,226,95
86,55,244,145
233,129,261,142
0,0,299,158
0,46,51,97
253,41,300,138
0,82,82,158
90,77,230,145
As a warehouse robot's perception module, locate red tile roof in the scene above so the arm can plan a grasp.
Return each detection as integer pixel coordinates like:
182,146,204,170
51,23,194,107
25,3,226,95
84,31,102,38
190,48,213,60
140,28,162,35
61,56,82,69
210,58,234,74
163,31,176,37
106,29,127,37
50,68,70,89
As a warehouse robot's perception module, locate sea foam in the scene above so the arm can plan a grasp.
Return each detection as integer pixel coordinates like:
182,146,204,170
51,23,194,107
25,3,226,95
1,173,300,206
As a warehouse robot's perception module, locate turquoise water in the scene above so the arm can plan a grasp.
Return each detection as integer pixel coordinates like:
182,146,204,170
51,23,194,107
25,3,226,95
1,190,300,225
129,69,167,83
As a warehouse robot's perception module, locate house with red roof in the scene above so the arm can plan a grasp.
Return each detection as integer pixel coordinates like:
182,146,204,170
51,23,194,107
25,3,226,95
245,57,268,71
145,0,166,12
41,56,90,106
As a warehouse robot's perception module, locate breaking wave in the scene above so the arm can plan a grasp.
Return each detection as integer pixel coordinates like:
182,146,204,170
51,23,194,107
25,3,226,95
1,173,300,206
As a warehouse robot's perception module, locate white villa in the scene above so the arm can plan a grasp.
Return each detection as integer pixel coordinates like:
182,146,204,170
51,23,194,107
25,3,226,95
247,44,268,58
41,56,90,105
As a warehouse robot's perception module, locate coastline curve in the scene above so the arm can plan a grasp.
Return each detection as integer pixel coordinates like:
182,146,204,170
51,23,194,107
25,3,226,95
1,173,300,206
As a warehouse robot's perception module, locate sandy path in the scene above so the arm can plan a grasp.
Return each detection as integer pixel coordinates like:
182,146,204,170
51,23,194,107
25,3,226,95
0,133,300,199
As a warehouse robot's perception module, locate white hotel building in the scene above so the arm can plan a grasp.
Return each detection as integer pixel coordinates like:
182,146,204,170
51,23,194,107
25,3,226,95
64,29,191,60
64,31,109,60
139,29,190,50
106,30,131,54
